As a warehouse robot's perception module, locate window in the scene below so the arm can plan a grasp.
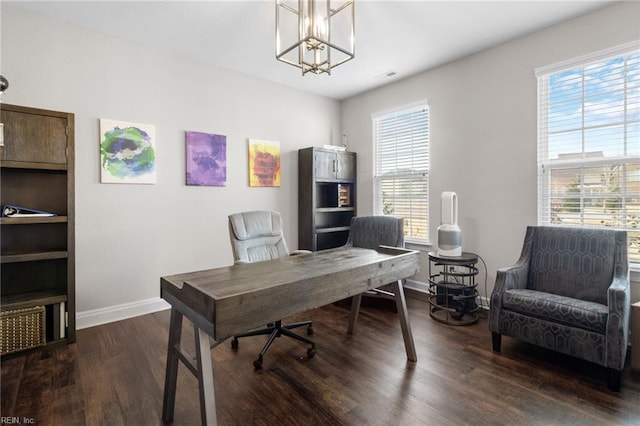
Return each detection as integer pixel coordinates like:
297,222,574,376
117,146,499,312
373,102,429,244
537,42,640,263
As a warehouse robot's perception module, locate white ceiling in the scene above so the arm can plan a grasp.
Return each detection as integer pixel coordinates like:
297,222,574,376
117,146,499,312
7,0,614,100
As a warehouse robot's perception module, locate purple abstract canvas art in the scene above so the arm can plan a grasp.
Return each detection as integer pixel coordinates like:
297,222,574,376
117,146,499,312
186,131,227,186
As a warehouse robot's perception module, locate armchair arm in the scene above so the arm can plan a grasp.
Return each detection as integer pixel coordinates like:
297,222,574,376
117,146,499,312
605,273,630,370
489,258,530,333
492,225,535,298
494,261,529,293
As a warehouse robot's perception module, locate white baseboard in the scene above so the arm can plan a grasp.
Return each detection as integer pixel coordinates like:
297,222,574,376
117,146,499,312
404,278,429,294
76,297,170,330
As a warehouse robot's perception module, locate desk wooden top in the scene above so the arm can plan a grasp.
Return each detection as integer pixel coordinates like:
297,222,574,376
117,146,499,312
161,246,419,340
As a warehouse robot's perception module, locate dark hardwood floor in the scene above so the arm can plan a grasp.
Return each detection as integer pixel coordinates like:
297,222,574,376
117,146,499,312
2,295,640,425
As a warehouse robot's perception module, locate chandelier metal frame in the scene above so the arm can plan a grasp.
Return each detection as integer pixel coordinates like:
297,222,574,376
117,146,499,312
276,0,355,75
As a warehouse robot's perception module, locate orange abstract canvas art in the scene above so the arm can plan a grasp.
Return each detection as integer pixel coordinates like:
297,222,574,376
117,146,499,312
248,139,280,187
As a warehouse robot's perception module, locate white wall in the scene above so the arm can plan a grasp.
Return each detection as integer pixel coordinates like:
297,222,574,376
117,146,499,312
1,5,342,326
341,1,640,301
3,2,639,327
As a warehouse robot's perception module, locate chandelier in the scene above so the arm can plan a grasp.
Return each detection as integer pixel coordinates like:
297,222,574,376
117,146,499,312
276,0,355,75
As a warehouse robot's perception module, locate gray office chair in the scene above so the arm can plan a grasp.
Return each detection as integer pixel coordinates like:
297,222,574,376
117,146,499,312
228,210,315,369
344,215,404,331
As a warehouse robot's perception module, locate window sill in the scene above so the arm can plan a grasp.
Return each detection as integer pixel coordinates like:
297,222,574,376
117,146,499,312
404,241,432,252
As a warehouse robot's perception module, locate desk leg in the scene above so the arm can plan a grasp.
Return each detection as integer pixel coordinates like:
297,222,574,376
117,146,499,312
195,325,217,426
347,293,363,334
162,307,183,422
391,279,417,362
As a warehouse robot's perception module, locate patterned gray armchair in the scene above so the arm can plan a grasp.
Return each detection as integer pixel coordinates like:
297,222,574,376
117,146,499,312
489,226,629,391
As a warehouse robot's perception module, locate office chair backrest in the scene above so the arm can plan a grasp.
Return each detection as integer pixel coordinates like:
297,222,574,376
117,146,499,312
228,210,290,263
346,215,404,250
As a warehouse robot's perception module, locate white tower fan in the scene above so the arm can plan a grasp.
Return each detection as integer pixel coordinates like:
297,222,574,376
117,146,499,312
437,192,462,257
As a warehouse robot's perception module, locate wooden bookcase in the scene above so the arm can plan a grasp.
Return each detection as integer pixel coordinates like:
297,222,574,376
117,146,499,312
0,104,75,353
298,147,356,251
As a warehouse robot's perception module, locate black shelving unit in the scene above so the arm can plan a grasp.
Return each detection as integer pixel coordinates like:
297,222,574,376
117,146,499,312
298,147,356,251
1,104,76,355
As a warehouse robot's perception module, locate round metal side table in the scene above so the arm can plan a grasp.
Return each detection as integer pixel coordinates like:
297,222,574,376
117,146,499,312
428,251,479,325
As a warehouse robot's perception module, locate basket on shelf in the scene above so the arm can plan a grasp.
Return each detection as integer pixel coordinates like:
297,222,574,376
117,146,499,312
0,306,46,355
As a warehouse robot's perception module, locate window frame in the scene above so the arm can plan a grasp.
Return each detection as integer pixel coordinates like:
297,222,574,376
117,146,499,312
372,101,430,245
536,41,640,264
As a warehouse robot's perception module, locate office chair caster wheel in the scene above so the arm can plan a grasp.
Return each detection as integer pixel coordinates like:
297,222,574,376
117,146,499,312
253,357,263,370
231,338,239,350
307,347,316,359
307,325,314,336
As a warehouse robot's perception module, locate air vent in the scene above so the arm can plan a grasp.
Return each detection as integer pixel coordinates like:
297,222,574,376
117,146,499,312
374,70,398,80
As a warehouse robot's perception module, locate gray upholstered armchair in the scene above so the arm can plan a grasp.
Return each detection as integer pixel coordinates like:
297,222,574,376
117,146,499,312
489,226,630,391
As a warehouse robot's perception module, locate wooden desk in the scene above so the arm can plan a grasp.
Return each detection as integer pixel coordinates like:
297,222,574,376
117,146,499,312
161,246,420,425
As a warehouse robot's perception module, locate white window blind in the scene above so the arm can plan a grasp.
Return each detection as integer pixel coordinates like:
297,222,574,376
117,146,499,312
373,102,429,244
537,42,640,263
